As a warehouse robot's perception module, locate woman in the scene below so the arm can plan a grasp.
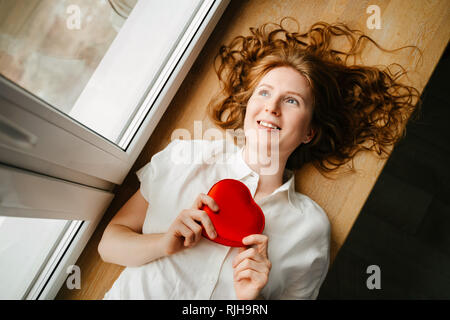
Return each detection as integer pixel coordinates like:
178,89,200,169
98,19,421,300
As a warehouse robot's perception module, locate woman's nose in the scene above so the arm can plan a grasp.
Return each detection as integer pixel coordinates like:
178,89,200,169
265,103,280,116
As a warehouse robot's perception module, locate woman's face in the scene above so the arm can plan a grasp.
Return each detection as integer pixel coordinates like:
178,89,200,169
243,66,315,163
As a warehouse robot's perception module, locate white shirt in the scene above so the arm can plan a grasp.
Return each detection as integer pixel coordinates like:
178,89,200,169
103,139,331,300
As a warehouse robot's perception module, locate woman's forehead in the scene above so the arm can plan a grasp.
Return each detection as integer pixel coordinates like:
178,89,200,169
256,67,312,100
260,67,309,86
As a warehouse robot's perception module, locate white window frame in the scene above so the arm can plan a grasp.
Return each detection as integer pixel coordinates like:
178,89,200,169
0,0,229,186
0,0,229,299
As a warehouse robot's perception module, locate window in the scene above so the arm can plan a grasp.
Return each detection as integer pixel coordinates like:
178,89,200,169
0,0,229,299
0,216,72,299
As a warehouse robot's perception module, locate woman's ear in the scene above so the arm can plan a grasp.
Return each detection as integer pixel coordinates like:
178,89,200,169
304,127,316,143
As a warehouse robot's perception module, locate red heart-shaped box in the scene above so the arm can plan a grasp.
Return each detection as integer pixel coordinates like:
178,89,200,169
200,179,265,247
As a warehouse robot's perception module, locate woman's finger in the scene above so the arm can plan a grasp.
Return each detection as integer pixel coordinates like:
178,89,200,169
174,221,195,247
233,257,269,276
193,193,219,212
182,216,203,244
234,269,266,285
232,247,263,268
242,234,269,255
190,209,217,239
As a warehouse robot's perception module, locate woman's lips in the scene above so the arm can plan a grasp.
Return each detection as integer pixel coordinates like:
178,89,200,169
257,121,281,131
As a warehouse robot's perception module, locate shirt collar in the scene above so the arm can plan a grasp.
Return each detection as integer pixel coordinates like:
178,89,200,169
225,144,297,202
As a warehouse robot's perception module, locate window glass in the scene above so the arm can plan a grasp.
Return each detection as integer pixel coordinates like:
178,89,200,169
0,216,71,299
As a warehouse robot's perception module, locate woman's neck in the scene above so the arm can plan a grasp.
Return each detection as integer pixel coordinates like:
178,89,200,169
242,145,287,198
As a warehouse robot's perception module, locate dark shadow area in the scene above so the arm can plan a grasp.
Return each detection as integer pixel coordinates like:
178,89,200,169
318,44,450,299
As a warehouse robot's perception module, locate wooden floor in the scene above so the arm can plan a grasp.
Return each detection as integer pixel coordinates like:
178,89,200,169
56,0,450,299
319,49,450,299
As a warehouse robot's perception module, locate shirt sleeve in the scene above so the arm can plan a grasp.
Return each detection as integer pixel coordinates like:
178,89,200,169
279,202,331,300
135,139,184,202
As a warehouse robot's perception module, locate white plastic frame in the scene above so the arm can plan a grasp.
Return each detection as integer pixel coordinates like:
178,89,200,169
0,0,229,299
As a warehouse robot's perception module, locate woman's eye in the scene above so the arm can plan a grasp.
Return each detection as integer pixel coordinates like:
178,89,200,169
286,97,299,105
259,90,269,97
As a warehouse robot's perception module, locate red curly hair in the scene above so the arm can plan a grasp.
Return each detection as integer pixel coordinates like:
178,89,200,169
207,18,422,173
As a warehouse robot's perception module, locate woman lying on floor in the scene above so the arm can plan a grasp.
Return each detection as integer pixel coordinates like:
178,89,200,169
98,18,421,300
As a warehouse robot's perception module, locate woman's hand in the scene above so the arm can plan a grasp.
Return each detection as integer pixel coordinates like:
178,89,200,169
233,234,271,300
162,193,218,256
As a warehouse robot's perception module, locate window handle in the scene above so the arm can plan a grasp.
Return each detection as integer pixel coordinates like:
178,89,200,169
0,114,38,149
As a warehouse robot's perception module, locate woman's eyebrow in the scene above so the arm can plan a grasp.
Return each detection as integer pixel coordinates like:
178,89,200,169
286,91,305,101
258,83,273,89
258,83,304,101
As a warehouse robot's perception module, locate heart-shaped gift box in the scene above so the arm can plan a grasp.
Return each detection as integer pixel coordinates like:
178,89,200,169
201,179,265,247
